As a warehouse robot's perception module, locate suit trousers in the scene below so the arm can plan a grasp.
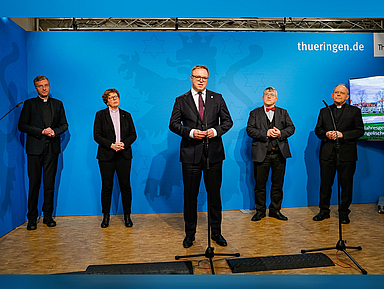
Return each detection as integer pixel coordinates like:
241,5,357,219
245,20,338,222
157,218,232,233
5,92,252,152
182,155,223,237
98,152,132,216
27,141,58,220
319,150,356,216
254,152,286,214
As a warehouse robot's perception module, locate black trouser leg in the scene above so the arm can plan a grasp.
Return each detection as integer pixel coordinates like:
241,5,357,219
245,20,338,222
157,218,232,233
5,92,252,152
42,143,58,217
269,153,286,212
202,159,222,235
99,159,116,215
182,162,202,237
27,154,43,220
115,156,132,216
319,156,337,215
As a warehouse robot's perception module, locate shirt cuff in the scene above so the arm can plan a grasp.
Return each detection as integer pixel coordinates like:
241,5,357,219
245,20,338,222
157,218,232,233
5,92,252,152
211,128,217,137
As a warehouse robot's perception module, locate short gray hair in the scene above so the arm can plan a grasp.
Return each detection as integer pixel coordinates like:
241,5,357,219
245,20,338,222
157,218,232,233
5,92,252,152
263,86,277,97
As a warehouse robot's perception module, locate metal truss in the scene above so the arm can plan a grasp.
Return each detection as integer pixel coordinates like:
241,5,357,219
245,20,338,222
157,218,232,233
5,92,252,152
38,17,384,32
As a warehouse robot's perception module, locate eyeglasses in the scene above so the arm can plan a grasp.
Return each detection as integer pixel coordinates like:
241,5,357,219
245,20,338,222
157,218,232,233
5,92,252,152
264,93,276,97
191,75,209,82
36,84,49,89
108,95,119,101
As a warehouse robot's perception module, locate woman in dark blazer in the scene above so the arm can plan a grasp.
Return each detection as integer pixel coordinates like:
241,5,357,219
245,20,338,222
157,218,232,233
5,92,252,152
93,88,137,228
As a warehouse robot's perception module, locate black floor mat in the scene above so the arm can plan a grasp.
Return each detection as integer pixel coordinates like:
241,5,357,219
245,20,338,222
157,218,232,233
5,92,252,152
84,261,194,275
227,253,334,273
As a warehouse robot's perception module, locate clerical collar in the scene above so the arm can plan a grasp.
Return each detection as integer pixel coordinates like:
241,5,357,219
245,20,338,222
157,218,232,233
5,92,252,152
39,97,49,103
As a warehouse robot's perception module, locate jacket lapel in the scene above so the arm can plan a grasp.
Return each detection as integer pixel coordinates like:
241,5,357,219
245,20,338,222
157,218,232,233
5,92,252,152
34,97,45,124
273,107,281,128
49,99,55,125
259,106,268,130
185,91,202,123
104,108,115,133
119,109,125,139
336,104,349,128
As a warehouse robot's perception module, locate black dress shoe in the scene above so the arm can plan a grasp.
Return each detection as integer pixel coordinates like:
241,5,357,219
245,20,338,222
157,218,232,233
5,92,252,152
124,214,133,227
211,234,227,246
27,219,37,230
340,215,350,224
101,214,110,228
269,211,288,221
313,212,330,221
183,236,195,248
251,212,266,221
43,216,56,227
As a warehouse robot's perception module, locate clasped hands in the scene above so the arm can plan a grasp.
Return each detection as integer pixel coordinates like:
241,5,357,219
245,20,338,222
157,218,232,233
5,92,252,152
267,127,281,138
110,142,125,152
193,129,214,140
326,130,343,140
42,127,55,137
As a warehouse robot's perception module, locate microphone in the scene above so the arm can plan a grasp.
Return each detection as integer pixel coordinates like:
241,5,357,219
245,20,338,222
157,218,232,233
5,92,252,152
0,101,23,121
201,94,209,169
323,99,338,141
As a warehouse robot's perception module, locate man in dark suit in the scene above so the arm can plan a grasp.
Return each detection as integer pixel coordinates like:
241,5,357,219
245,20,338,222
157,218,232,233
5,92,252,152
169,65,233,248
18,75,68,230
246,87,295,222
313,84,364,224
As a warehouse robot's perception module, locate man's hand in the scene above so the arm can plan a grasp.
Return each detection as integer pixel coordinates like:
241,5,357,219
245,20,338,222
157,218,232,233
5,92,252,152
267,127,281,138
42,127,55,137
193,129,208,140
206,128,215,139
326,130,343,140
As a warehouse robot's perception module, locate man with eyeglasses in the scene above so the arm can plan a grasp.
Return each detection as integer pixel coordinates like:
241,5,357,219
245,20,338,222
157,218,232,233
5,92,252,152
169,65,233,248
18,75,68,230
246,87,295,222
313,84,364,224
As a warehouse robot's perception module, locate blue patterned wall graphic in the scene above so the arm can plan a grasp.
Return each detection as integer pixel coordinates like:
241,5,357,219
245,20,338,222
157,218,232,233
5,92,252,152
22,31,384,217
1,28,384,226
0,18,27,237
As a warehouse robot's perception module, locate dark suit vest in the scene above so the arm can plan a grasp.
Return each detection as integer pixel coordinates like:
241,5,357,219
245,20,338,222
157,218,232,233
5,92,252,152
266,114,279,152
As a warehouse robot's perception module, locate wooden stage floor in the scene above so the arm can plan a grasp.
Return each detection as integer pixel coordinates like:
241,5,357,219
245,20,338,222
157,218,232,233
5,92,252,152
0,203,383,275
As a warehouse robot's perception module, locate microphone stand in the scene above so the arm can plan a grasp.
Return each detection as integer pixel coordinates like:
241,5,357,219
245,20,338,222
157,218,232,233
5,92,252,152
0,102,23,121
175,95,240,275
301,100,367,275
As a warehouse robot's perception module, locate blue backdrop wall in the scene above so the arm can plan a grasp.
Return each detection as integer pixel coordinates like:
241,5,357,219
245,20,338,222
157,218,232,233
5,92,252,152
1,20,384,237
22,31,384,217
0,18,28,237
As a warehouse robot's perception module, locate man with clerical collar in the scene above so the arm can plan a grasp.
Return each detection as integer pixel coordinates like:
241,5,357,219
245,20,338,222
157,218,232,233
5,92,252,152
313,84,364,224
246,86,295,222
18,75,68,230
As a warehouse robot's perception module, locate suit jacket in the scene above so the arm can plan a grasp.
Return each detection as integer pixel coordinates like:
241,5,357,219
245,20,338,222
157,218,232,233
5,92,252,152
315,103,364,162
169,89,233,164
18,97,68,155
93,107,137,161
246,106,295,163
